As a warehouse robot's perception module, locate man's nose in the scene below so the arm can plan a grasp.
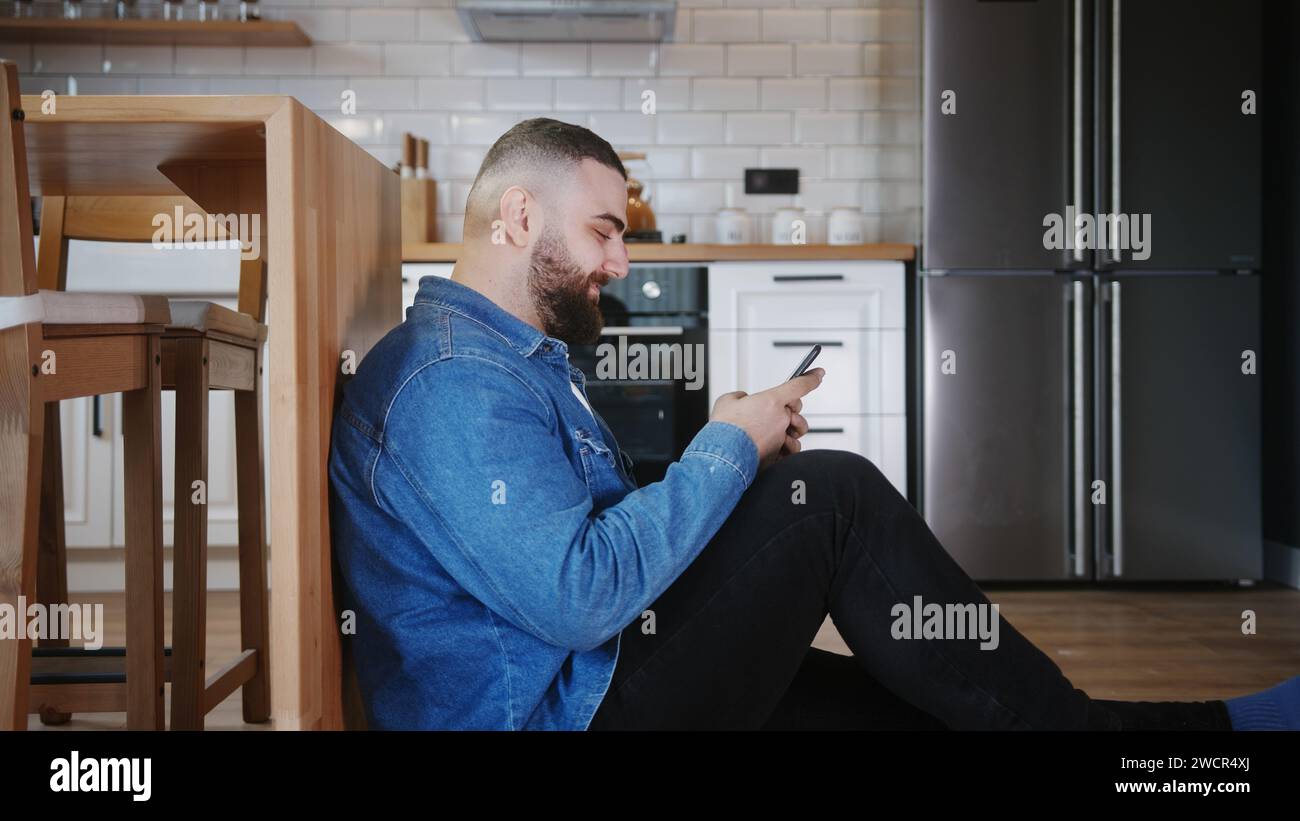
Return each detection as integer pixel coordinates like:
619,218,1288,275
607,239,630,279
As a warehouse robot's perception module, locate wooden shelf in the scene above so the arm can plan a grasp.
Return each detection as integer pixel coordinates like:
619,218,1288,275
0,18,310,47
404,242,917,263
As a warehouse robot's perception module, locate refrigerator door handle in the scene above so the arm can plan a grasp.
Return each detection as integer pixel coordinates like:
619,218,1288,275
1071,0,1085,265
1071,280,1086,576
1110,0,1122,258
1109,280,1123,576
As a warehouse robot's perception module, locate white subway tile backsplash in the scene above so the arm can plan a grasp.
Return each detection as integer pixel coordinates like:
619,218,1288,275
208,77,279,95
174,47,244,76
793,111,860,143
278,77,350,110
453,43,520,76
828,77,915,110
726,44,792,77
139,77,210,94
244,47,313,77
690,146,759,179
725,111,792,144
828,9,918,44
799,179,861,210
34,44,105,74
654,181,726,213
761,10,827,42
69,76,139,95
862,111,919,144
0,43,33,73
622,146,691,178
760,77,825,109
555,78,622,111
350,10,418,43
349,77,418,111
104,46,173,75
759,146,826,177
590,44,656,77
660,45,725,77
450,112,521,143
795,44,861,76
693,10,761,43
384,113,451,145
830,145,915,178
430,146,488,178
655,112,725,145
587,111,657,144
419,77,486,110
276,10,349,43
622,78,691,112
315,44,384,76
384,44,452,76
692,78,758,110
521,44,588,77
418,9,472,42
485,78,553,111
862,42,917,75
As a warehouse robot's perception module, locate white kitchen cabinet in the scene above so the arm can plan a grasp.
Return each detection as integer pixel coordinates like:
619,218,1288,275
58,396,115,548
708,260,909,496
402,262,455,312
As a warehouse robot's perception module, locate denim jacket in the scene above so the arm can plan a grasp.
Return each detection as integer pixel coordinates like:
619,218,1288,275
328,275,759,730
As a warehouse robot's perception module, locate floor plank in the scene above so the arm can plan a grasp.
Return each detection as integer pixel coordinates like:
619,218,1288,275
28,585,1300,729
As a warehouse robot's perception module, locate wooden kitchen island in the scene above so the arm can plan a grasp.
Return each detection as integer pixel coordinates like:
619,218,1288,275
13,95,401,730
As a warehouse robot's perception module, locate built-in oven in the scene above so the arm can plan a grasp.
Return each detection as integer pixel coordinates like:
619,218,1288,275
567,264,709,487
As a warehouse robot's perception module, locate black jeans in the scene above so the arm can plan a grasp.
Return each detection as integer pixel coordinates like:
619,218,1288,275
588,449,1231,731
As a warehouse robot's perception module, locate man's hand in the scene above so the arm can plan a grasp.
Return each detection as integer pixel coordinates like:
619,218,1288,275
709,368,824,470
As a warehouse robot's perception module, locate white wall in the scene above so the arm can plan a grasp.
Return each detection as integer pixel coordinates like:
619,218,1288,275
1,0,921,245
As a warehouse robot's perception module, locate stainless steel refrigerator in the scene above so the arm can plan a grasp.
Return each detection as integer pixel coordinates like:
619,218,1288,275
920,0,1263,581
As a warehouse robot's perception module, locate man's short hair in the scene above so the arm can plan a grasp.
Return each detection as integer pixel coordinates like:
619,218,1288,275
464,118,627,238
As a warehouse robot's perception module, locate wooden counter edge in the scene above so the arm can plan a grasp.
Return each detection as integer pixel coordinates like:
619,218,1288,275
404,242,916,263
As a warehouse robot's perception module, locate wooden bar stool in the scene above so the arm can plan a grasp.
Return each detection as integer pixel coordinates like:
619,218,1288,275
1,59,168,731
33,192,272,730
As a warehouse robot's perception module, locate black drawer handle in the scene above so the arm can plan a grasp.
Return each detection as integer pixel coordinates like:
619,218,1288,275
806,427,845,434
772,341,844,347
772,275,845,282
92,396,103,438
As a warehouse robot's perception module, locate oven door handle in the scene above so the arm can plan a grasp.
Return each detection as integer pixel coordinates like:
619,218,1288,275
599,325,686,336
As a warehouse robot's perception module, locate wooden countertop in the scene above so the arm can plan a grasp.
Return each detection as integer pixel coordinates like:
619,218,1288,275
404,242,915,263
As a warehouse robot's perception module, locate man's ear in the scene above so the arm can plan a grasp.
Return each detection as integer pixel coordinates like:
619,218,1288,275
498,185,535,248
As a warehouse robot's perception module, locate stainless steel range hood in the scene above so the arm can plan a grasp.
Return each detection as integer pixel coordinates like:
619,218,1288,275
456,0,677,42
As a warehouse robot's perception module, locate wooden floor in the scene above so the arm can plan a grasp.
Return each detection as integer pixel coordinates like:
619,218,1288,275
28,585,1300,730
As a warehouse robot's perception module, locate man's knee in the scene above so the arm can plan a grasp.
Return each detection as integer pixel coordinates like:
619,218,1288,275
772,448,894,502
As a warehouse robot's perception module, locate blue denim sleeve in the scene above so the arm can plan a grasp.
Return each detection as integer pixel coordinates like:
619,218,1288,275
373,355,759,652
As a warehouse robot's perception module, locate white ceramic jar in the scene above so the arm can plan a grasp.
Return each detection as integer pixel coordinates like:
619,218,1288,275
771,206,806,244
827,206,865,245
716,208,752,245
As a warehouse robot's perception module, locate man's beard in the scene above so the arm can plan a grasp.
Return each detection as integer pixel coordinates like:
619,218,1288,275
526,226,606,347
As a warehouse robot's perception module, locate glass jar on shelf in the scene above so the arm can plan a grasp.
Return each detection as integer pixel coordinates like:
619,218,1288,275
12,0,37,18
161,0,182,20
238,0,257,22
62,0,82,18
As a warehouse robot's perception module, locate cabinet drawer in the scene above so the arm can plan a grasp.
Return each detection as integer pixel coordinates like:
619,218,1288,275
797,415,907,497
708,261,905,330
709,329,904,415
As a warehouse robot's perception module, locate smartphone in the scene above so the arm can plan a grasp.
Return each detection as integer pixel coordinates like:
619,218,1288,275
787,344,822,380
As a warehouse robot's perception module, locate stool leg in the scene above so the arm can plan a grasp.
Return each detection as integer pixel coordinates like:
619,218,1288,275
122,336,165,730
36,402,72,725
234,347,271,723
170,338,209,731
0,325,44,731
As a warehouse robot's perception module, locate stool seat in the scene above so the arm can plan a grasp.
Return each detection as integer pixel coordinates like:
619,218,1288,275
34,290,171,325
167,300,263,340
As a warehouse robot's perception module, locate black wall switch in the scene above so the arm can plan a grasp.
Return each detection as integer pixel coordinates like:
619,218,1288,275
744,168,799,195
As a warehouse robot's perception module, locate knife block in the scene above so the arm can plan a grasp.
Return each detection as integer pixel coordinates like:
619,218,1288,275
401,177,437,244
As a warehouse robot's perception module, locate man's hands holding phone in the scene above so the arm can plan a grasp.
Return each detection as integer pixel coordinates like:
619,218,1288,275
709,367,825,471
